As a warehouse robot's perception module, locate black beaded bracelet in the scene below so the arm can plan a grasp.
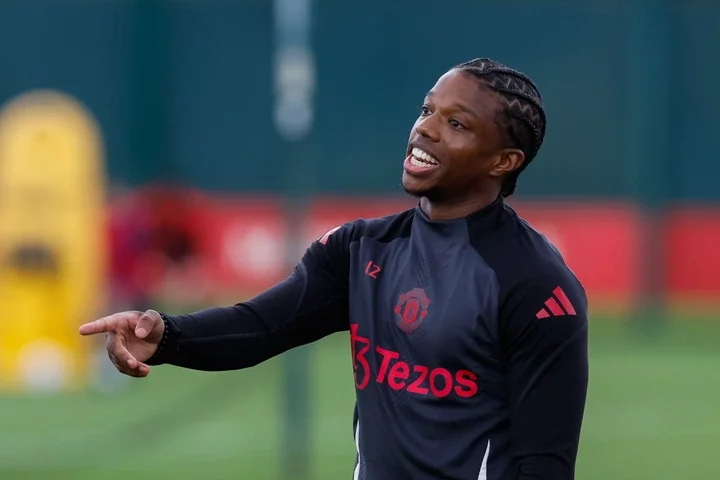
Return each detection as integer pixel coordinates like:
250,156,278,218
146,313,172,365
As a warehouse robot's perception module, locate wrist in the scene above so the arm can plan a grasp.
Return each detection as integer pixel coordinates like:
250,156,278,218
145,313,175,366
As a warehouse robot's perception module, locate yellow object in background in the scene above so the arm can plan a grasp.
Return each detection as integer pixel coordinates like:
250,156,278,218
0,90,106,393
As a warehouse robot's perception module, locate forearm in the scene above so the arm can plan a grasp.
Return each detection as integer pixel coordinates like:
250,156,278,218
148,305,286,371
147,263,349,371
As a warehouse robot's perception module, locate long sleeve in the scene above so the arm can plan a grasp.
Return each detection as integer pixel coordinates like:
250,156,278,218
146,222,356,371
500,270,589,480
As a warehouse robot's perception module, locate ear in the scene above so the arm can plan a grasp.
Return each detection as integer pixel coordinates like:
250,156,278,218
488,149,525,178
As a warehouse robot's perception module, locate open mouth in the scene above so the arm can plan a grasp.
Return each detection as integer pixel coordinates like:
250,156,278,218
409,147,439,167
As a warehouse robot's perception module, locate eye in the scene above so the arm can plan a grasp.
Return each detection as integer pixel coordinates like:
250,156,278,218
420,105,431,116
449,118,466,130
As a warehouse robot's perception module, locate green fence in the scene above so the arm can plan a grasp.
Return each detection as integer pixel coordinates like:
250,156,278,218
0,0,718,201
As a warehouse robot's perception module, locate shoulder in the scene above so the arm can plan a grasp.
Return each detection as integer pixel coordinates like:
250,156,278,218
305,208,415,270
302,208,416,284
469,203,585,306
471,207,589,346
320,208,416,246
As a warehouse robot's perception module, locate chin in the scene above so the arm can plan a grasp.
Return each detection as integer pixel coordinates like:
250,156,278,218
402,174,437,199
402,185,424,198
401,174,424,198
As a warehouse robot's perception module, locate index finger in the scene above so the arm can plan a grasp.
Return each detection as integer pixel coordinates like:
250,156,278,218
79,313,124,336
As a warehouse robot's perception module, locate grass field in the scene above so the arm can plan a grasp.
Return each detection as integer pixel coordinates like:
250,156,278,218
1,318,719,479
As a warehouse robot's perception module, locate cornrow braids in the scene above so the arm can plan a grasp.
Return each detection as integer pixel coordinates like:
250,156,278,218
454,58,546,197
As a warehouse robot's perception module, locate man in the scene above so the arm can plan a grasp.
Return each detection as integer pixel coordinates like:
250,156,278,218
80,58,589,480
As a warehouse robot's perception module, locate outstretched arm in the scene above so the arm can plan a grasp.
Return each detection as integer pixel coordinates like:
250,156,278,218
77,222,356,375
146,223,356,371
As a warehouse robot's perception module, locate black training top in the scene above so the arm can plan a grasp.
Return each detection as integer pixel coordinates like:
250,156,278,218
148,198,589,480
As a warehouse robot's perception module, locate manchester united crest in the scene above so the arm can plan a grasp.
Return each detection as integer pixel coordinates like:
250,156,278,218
394,288,430,333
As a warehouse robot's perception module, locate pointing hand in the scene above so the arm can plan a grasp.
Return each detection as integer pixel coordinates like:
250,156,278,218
79,310,165,378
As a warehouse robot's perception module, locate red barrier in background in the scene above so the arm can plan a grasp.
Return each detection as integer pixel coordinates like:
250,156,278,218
108,193,720,312
664,206,720,308
198,196,286,295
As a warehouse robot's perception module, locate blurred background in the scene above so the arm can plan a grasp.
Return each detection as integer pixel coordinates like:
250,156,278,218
0,0,718,479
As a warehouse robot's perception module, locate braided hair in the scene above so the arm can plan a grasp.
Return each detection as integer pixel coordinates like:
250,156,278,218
453,58,546,197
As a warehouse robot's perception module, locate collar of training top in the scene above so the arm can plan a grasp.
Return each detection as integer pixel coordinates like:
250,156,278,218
414,198,505,232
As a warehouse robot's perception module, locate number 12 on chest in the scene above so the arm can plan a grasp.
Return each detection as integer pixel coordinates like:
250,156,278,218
365,261,381,279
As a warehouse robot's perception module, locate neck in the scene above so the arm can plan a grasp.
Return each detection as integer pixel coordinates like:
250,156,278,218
419,189,501,221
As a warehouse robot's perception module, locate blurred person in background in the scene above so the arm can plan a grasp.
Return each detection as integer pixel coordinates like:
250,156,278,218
107,185,154,314
80,58,588,480
99,185,200,393
107,184,203,312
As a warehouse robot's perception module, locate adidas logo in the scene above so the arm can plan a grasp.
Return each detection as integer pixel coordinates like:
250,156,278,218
536,287,577,319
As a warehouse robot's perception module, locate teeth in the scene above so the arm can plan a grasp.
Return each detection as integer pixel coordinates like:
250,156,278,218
410,156,435,168
411,147,439,166
410,157,426,167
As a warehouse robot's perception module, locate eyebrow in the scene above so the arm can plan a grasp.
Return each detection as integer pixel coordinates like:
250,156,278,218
426,91,479,119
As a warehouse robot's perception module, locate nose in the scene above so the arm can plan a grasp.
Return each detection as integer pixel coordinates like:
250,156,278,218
415,116,440,143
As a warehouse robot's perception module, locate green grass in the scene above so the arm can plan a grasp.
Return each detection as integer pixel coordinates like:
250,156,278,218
1,319,719,479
